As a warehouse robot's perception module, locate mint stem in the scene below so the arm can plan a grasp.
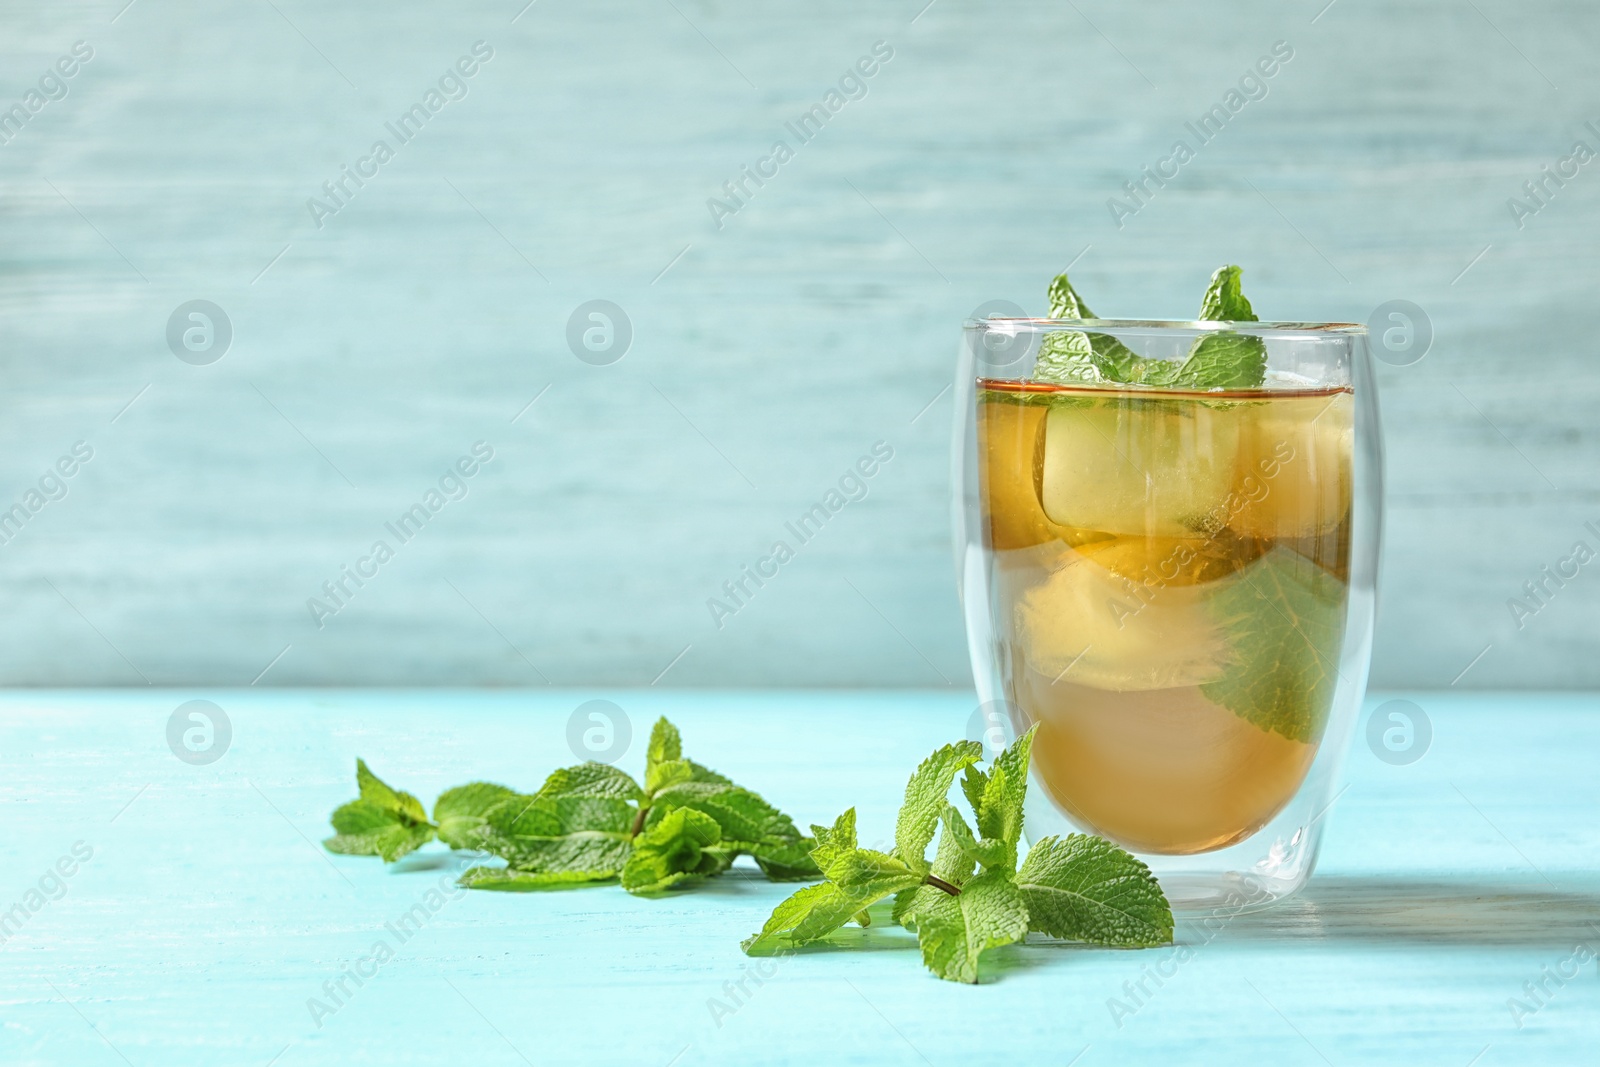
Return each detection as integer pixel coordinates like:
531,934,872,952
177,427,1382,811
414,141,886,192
629,804,649,838
924,874,961,896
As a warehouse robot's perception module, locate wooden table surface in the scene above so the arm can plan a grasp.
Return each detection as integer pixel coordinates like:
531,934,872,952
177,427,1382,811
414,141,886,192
4,689,1596,1065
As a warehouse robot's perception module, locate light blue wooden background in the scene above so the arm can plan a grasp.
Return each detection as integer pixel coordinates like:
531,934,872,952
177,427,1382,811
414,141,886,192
1,0,1596,687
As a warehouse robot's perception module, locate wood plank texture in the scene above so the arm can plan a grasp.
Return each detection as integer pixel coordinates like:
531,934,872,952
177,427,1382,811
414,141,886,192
2,689,1596,1064
0,1,1596,685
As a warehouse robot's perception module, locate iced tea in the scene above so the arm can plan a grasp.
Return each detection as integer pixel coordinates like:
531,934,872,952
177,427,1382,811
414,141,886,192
977,380,1351,854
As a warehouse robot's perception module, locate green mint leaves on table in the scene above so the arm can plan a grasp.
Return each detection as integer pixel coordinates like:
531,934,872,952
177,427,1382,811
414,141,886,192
325,759,461,862
323,716,821,896
325,720,1172,985
1033,264,1268,391
743,728,1173,984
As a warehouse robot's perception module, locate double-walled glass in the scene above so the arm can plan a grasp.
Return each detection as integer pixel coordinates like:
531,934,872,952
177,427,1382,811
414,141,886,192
953,318,1381,911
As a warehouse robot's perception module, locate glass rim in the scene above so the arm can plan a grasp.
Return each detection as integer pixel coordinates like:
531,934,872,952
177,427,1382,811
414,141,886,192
964,317,1366,337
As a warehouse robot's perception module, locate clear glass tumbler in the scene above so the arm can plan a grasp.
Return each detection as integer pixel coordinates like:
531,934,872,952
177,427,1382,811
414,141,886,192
952,317,1381,911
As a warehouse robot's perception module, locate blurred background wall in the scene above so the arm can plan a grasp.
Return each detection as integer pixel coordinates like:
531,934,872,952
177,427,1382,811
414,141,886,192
0,0,1593,687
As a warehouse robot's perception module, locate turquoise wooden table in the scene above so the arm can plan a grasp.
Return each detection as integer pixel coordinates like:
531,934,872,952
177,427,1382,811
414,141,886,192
4,690,1596,1065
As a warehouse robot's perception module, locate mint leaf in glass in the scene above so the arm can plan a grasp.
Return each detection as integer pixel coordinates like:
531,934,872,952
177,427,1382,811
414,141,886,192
1201,547,1344,743
1034,265,1268,390
1173,264,1267,390
1197,262,1258,320
1016,834,1173,947
1038,272,1160,385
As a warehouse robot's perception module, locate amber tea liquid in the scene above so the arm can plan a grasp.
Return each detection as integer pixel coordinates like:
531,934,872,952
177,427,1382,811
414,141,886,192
977,380,1352,855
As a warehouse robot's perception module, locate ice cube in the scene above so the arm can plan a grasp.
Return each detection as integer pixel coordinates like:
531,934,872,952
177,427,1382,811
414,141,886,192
1228,392,1352,541
1038,399,1239,538
1015,537,1231,692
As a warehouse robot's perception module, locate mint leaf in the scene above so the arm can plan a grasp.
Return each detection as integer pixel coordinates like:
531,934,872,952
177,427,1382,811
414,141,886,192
645,758,695,796
328,799,398,837
473,791,635,882
481,832,633,880
1048,272,1094,318
458,866,619,890
743,805,924,953
911,869,1029,984
649,781,819,880
483,793,634,838
743,867,922,953
433,782,516,850
747,837,821,881
1016,834,1173,947
1173,332,1266,389
958,765,987,819
324,812,435,862
894,740,982,873
1040,272,1174,386
646,717,681,777
809,808,858,871
375,824,437,861
356,759,430,825
323,761,437,861
1197,263,1258,320
894,803,980,930
1200,547,1344,743
685,760,733,786
1037,266,1268,390
1033,330,1099,385
534,763,644,803
743,882,866,953
971,726,1036,867
1174,264,1266,390
940,803,1011,871
622,808,724,894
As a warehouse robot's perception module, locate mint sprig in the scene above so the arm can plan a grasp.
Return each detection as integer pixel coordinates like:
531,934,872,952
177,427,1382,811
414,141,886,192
1033,264,1268,391
323,759,459,862
323,716,821,896
744,729,1173,983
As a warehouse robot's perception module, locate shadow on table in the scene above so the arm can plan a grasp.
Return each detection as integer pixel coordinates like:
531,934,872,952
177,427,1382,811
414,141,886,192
1205,875,1600,947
